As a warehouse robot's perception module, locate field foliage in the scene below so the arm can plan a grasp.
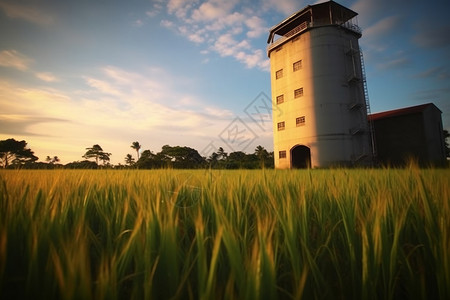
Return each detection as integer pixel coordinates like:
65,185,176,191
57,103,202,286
0,168,449,299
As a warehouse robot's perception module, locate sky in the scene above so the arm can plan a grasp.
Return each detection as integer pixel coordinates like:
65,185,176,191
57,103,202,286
0,0,449,165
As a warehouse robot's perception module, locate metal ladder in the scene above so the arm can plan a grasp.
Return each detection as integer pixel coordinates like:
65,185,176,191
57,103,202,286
359,48,377,160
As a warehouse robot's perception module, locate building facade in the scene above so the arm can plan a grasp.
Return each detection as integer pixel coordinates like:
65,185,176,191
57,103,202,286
267,1,373,168
369,103,446,167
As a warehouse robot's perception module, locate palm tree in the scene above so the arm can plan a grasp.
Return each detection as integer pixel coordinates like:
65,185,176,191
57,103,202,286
131,141,141,160
125,154,135,166
255,145,269,168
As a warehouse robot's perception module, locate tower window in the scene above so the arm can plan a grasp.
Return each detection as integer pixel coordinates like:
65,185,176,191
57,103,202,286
296,116,306,126
294,88,303,98
277,121,285,131
279,150,286,159
276,94,284,104
293,60,302,71
276,69,283,79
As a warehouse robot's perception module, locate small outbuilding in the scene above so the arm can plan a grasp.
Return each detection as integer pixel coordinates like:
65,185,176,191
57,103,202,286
369,103,446,166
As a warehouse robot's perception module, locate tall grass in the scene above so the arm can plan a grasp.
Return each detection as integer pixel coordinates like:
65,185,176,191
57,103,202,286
0,168,449,299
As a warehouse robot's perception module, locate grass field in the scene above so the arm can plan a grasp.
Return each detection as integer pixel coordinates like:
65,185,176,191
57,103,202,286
0,168,449,299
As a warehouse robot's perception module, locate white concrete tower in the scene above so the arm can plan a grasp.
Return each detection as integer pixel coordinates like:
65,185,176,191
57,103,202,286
268,0,373,168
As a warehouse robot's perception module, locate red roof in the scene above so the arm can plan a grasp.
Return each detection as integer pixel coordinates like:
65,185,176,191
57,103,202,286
368,103,440,121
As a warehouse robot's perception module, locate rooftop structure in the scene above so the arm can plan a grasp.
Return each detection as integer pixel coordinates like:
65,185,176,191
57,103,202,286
267,0,361,56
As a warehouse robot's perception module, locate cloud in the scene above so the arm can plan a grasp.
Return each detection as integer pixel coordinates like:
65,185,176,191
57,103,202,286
0,114,69,136
133,19,144,27
0,51,60,83
210,33,269,70
167,0,197,18
263,0,304,16
146,0,165,17
0,52,59,83
236,49,269,70
414,67,450,80
84,77,123,97
377,56,411,70
162,1,270,71
363,15,400,40
413,25,450,48
211,33,267,69
213,34,249,56
204,12,246,32
35,72,59,82
245,16,267,38
188,31,206,43
412,88,450,102
350,0,403,28
161,19,175,29
0,50,32,71
0,1,54,25
191,0,238,22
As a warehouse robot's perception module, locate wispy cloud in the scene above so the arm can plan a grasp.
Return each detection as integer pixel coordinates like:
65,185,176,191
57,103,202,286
35,72,59,82
363,15,400,40
377,56,411,70
84,77,123,97
350,0,404,29
413,25,450,49
191,0,238,22
146,0,165,17
212,34,268,69
414,66,450,80
167,0,197,19
412,87,450,102
132,19,144,27
0,114,68,136
161,0,270,71
245,16,267,38
0,1,54,25
0,51,61,83
262,0,304,16
0,50,33,71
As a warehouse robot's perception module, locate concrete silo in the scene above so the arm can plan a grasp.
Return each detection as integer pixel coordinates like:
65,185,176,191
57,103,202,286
267,0,374,168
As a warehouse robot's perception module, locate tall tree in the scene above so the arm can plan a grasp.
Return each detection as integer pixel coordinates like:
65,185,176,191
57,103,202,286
82,144,111,165
125,154,135,166
255,145,269,168
131,141,141,160
0,138,38,168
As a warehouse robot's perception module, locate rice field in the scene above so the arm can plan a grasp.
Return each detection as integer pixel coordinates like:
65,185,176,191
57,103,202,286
0,168,449,299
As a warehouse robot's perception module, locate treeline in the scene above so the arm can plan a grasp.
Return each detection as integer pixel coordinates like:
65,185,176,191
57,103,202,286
129,145,274,169
0,138,274,169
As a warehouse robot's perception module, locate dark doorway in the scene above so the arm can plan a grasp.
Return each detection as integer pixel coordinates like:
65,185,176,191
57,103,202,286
291,145,311,168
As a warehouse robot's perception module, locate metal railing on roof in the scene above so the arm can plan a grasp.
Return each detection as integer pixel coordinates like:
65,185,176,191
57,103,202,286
340,21,361,35
267,21,310,54
267,19,362,55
